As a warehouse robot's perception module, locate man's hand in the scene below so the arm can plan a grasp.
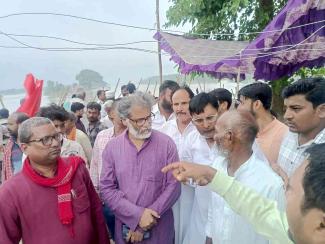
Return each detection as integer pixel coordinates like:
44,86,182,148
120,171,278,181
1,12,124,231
126,230,144,243
161,161,217,186
139,208,160,230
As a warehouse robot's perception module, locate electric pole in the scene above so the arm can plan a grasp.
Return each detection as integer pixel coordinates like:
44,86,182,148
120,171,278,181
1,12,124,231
156,0,163,84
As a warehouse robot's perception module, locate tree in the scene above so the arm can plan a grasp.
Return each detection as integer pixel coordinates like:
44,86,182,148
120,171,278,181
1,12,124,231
165,0,287,41
75,69,107,89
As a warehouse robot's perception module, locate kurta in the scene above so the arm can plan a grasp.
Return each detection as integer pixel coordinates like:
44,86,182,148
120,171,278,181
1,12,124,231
182,130,218,244
100,130,181,244
159,119,196,244
0,159,110,244
206,153,285,244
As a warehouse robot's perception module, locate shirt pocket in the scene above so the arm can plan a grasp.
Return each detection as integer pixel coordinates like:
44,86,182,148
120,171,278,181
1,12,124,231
72,183,91,213
142,175,164,201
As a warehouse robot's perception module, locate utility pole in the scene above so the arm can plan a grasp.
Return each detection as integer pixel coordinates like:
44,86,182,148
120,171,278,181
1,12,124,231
156,0,163,84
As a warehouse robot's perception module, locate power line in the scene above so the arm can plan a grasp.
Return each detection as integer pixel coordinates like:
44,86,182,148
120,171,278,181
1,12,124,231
0,12,324,37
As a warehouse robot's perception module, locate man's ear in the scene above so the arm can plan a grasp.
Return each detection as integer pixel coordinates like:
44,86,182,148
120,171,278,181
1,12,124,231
253,100,263,111
219,102,228,113
316,104,325,119
19,143,28,154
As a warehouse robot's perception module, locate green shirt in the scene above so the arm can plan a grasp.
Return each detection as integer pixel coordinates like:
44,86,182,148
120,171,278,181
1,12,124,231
209,171,293,244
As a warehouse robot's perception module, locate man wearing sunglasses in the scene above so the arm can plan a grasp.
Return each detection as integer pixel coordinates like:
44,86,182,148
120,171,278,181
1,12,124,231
100,92,180,244
0,117,111,244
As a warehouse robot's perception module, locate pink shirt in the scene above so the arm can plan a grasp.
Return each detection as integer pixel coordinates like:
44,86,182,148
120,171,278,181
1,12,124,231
256,118,288,165
90,127,115,192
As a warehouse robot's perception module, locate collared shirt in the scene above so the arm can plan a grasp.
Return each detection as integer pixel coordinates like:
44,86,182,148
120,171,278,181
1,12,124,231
159,120,196,244
159,119,197,159
152,103,175,130
75,118,86,134
206,153,285,244
100,116,114,129
97,100,107,119
278,129,325,176
90,127,115,192
208,170,292,244
256,118,288,165
87,121,107,147
182,130,219,244
100,130,181,244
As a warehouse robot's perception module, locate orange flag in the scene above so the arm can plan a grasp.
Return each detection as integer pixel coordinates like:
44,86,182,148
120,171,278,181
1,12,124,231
17,74,43,117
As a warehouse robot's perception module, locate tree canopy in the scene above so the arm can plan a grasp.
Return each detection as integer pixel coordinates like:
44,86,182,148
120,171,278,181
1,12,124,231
75,69,107,89
165,0,287,40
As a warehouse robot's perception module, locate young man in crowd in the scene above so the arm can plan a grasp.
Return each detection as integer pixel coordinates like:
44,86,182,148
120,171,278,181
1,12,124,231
209,88,232,114
71,102,87,134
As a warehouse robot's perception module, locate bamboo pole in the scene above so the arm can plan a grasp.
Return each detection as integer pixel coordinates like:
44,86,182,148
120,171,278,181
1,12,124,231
156,0,163,84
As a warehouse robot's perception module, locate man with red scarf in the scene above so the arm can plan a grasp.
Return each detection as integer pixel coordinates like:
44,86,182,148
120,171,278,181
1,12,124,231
0,117,111,244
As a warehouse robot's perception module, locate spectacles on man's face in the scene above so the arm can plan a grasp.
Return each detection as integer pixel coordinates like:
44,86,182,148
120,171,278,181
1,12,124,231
27,133,63,147
128,112,155,127
192,114,218,125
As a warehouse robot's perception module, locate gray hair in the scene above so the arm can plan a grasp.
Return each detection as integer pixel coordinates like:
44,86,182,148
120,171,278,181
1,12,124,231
18,117,53,143
117,91,155,119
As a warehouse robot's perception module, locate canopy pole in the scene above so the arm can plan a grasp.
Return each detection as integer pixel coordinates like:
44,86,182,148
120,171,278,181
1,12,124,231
236,49,243,97
156,0,163,84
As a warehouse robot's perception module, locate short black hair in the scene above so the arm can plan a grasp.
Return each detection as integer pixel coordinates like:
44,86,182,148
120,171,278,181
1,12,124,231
121,85,127,91
37,104,69,122
127,83,136,94
189,92,219,115
171,86,195,102
159,80,180,95
0,108,9,119
303,143,325,213
87,102,101,112
238,83,272,110
97,90,105,98
71,102,85,113
67,112,77,122
282,77,325,108
209,88,232,109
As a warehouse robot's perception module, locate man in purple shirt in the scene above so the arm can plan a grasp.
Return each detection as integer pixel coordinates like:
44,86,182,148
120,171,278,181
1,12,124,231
100,91,181,244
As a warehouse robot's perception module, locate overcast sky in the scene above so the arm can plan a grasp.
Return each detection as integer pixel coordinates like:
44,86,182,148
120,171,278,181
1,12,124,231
0,0,190,90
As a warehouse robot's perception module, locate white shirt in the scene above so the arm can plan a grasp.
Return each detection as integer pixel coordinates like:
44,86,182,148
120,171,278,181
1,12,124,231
278,129,325,177
152,103,175,130
182,130,219,244
97,99,107,119
101,115,114,129
206,152,285,244
160,119,196,244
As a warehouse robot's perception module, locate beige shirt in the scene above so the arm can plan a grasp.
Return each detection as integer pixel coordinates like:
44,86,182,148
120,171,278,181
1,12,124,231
256,118,288,165
61,138,87,164
75,129,92,165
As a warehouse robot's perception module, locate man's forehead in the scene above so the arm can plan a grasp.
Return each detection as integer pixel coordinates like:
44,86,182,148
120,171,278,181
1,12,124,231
284,94,309,105
30,123,56,137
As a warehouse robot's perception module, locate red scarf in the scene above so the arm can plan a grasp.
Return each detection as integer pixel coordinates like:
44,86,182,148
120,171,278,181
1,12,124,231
23,156,82,228
2,137,14,182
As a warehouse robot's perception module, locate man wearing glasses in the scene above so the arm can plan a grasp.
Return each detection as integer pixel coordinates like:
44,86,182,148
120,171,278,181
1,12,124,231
100,91,181,244
181,92,220,244
0,117,111,244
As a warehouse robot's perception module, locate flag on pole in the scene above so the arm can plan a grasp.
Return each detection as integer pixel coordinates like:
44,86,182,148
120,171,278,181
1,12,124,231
17,74,43,117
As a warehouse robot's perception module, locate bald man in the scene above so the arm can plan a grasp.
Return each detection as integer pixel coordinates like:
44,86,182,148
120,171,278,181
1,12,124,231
205,110,285,244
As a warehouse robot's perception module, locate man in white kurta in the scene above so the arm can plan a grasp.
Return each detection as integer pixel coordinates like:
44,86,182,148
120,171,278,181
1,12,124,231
160,87,196,244
181,92,220,244
206,110,285,244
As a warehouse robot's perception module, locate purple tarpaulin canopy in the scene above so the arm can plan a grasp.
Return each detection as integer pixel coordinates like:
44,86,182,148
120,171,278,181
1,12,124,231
243,0,325,81
153,31,248,79
155,0,324,81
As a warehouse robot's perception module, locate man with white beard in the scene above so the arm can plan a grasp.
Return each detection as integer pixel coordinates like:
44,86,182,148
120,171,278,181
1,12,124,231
100,92,181,244
181,92,220,244
160,86,197,244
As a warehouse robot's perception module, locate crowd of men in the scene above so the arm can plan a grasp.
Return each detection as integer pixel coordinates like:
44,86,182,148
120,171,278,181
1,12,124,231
0,77,324,244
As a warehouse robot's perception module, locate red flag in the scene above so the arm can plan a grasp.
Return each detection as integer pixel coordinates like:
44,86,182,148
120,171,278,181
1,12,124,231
17,74,43,117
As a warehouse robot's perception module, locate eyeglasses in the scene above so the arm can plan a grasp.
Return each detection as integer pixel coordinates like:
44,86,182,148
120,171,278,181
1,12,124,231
27,133,63,147
128,112,155,126
192,114,218,125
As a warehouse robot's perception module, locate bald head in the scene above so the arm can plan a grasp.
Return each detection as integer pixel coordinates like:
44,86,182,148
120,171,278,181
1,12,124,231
217,110,258,147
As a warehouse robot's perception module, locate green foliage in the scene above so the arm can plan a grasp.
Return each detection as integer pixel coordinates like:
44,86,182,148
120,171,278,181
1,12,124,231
75,69,107,89
165,0,287,40
44,80,68,96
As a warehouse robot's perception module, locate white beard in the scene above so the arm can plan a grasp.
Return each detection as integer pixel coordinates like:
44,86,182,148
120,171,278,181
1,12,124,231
127,121,152,139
